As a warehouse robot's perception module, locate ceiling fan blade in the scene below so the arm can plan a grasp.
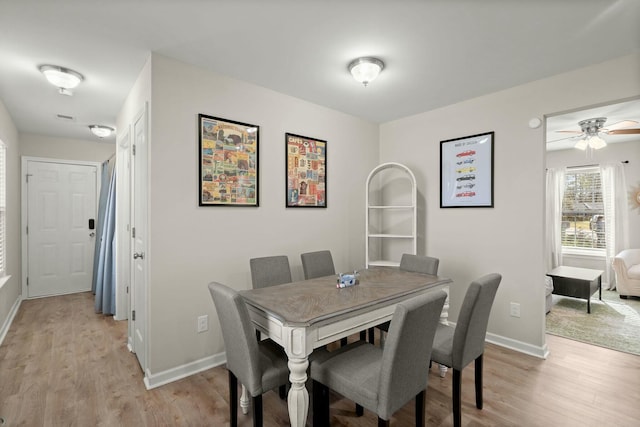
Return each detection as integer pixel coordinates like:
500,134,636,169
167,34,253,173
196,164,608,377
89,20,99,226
602,119,639,131
547,134,583,143
607,128,640,135
555,130,582,134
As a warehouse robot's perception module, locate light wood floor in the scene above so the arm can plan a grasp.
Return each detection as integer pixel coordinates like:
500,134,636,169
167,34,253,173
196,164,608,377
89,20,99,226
1,292,639,426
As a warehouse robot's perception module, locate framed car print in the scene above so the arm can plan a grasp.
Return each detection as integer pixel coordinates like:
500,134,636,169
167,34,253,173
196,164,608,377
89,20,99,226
286,133,326,207
199,114,259,206
440,131,494,208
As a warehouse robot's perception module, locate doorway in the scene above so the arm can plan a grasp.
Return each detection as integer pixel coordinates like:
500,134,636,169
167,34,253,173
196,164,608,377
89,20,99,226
21,157,101,298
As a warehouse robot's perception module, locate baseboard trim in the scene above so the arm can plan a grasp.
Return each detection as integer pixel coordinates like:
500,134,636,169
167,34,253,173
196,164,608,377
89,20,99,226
0,296,22,348
486,331,549,359
143,352,227,390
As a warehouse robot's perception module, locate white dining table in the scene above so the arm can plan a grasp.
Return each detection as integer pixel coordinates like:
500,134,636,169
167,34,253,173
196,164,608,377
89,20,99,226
240,266,452,427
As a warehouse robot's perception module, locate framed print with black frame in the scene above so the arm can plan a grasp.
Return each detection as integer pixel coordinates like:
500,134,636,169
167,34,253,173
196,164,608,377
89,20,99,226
440,131,494,208
198,114,259,206
285,133,327,207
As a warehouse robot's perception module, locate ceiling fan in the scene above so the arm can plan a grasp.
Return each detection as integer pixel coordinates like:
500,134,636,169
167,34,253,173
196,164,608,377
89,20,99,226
551,117,640,150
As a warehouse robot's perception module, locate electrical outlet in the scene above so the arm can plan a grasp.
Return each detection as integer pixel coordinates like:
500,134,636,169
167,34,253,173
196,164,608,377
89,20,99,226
197,315,208,333
510,302,521,318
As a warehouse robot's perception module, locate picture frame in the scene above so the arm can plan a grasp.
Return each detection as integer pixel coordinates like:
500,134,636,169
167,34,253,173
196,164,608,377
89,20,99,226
286,133,327,207
198,114,259,206
440,131,494,208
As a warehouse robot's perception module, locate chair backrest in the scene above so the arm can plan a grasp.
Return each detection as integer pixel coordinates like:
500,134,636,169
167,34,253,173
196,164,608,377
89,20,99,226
207,282,262,395
301,250,335,280
399,254,439,275
377,290,447,419
452,273,502,369
250,255,292,289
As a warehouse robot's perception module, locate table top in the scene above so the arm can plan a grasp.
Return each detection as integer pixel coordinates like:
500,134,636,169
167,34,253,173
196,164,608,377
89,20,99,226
240,267,451,327
547,266,603,281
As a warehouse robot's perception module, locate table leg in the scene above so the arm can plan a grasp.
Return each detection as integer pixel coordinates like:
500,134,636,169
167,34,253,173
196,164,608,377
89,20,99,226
438,286,450,378
287,357,309,427
240,385,250,414
587,297,591,314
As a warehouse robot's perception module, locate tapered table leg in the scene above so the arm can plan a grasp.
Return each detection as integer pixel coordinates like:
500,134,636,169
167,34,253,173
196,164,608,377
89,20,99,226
287,357,310,427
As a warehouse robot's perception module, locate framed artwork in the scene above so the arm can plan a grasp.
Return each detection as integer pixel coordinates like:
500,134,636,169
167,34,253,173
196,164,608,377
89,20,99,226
198,114,259,206
440,131,494,208
285,133,327,207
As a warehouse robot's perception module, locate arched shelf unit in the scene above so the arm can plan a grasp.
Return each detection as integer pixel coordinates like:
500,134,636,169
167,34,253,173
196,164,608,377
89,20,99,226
365,162,417,267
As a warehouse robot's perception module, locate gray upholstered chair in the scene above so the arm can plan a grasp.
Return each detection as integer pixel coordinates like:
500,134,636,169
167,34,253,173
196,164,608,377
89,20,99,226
249,255,292,398
207,282,290,427
249,255,292,289
370,254,440,344
311,290,447,427
301,250,336,280
430,273,502,427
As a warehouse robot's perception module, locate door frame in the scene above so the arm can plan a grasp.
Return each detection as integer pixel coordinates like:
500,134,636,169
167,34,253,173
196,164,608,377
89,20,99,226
115,126,131,321
21,156,103,299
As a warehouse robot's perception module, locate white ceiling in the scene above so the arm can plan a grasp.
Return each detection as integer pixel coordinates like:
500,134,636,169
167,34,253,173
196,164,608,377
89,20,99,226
1,1,639,144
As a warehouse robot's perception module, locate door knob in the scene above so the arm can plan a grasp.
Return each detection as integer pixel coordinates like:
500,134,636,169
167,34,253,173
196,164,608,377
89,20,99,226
133,252,145,260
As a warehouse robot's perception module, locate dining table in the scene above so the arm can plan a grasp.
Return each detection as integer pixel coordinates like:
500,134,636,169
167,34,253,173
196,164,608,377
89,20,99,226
240,266,452,427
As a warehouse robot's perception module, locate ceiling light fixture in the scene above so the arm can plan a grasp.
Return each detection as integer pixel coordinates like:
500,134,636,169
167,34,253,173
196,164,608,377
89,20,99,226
348,57,384,87
574,117,607,150
89,125,115,138
39,64,84,95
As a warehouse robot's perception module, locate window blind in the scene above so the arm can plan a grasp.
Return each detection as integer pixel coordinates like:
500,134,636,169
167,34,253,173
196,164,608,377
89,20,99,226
561,167,605,250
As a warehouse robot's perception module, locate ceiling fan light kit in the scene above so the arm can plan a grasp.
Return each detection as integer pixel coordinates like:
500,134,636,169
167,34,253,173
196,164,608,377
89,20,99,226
89,125,115,138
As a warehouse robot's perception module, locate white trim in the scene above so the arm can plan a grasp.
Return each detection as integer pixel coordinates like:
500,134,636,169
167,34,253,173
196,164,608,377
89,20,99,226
0,274,10,290
143,351,227,390
486,331,549,359
0,295,21,347
21,156,102,300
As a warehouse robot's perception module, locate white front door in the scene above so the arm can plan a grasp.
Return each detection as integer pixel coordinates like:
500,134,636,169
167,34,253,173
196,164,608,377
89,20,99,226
26,160,97,298
131,105,148,374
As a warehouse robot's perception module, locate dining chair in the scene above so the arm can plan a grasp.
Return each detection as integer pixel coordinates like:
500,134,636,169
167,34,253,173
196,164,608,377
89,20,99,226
301,250,336,280
249,255,292,289
207,282,290,427
370,254,440,344
249,255,292,398
311,290,447,427
430,273,502,427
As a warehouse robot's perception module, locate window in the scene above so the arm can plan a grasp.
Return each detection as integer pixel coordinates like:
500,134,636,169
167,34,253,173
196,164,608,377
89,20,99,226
561,167,605,250
0,140,5,276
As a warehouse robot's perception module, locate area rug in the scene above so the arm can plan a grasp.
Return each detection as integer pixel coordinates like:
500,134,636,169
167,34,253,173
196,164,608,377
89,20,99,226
546,290,640,356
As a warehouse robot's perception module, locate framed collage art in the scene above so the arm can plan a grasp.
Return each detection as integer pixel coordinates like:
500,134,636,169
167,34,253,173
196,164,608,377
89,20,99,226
286,133,327,207
198,114,259,206
440,131,494,208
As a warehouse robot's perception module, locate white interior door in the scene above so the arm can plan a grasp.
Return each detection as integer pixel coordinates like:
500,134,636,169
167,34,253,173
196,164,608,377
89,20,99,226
26,160,97,298
131,105,148,374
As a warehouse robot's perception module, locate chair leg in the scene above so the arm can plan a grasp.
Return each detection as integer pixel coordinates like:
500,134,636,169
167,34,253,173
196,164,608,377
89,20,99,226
378,417,390,427
312,380,330,426
279,384,287,400
356,403,364,416
453,368,462,427
252,395,263,427
360,330,367,341
475,354,483,409
256,330,261,341
229,371,238,427
368,327,375,344
415,390,425,427
340,337,348,346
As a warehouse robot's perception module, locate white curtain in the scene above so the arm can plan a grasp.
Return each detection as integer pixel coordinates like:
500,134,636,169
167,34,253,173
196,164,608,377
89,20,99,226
545,168,565,271
601,163,629,290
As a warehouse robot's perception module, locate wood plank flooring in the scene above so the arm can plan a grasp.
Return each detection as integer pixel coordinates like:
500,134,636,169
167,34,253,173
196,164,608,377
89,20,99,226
1,292,639,426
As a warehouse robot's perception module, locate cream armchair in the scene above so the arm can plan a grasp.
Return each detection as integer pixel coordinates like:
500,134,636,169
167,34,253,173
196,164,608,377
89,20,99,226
612,249,640,298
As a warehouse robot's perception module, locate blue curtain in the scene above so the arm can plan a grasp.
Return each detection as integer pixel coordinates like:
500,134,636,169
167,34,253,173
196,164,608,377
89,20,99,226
94,162,117,315
92,161,110,293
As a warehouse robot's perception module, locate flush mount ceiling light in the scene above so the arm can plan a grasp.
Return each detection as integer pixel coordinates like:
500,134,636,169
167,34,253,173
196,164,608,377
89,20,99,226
89,125,115,138
39,64,84,95
348,57,384,87
574,118,607,151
